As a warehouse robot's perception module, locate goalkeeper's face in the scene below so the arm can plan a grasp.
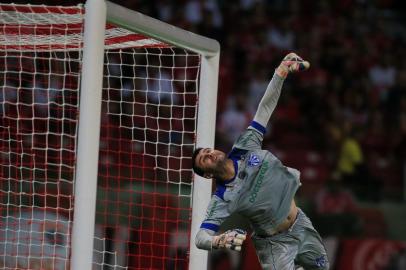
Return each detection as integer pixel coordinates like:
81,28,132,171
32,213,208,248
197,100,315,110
195,148,227,179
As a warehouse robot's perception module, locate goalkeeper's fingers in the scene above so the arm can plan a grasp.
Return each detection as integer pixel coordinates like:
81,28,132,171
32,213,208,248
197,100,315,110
214,229,247,251
225,234,246,251
225,243,242,251
227,230,246,245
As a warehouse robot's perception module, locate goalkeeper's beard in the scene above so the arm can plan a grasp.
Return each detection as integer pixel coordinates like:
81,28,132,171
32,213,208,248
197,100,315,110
207,157,229,181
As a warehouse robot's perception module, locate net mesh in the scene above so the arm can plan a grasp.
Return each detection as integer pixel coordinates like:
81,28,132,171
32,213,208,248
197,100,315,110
0,4,200,269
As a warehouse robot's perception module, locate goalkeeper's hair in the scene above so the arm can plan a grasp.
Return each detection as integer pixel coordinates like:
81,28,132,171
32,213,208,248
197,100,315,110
192,147,205,177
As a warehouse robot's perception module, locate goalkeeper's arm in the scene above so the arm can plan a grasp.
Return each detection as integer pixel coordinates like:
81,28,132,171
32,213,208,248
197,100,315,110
195,228,247,251
252,71,285,128
253,53,310,128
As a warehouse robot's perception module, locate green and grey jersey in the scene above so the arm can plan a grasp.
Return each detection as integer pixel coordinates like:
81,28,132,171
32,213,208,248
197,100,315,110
195,73,299,250
200,122,301,236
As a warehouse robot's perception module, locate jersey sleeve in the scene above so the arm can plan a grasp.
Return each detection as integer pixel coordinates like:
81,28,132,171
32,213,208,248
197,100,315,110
200,195,230,233
232,121,266,151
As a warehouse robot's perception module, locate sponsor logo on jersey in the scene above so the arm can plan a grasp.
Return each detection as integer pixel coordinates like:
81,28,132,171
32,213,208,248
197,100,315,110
249,161,269,203
247,154,261,167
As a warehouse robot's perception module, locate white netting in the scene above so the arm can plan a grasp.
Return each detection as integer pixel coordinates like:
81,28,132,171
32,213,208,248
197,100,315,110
97,46,199,269
0,4,166,51
1,3,200,270
0,47,80,269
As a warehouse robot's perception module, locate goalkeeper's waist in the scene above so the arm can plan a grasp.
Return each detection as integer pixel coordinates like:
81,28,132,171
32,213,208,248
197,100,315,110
254,208,299,238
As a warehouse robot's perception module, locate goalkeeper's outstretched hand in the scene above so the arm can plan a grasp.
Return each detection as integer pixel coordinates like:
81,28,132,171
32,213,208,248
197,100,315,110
212,229,247,251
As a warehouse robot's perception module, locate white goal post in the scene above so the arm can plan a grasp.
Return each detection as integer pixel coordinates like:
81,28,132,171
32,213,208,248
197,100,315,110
70,0,106,269
0,1,219,270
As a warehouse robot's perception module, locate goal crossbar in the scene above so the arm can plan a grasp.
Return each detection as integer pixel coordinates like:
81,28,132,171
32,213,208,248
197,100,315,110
105,1,220,57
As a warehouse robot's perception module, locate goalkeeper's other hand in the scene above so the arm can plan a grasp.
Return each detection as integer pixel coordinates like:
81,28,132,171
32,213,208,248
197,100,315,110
212,229,247,251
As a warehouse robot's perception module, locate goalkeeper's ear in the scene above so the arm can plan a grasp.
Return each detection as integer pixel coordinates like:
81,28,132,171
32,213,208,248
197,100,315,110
192,147,205,177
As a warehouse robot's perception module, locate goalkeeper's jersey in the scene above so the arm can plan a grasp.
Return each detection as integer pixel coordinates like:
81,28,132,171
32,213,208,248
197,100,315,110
200,121,301,236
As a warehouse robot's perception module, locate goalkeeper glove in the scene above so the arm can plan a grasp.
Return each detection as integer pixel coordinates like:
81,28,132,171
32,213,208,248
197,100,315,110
212,229,247,251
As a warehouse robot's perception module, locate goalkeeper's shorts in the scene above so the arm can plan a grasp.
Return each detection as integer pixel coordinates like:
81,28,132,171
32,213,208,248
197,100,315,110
252,208,329,270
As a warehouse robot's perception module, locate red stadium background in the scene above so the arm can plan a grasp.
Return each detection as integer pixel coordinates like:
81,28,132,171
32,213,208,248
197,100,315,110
1,0,406,270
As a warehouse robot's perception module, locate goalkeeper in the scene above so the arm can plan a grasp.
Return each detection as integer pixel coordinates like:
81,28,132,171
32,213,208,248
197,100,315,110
193,53,329,270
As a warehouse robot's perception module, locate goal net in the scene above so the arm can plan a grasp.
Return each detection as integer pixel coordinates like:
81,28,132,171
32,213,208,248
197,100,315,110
0,3,217,269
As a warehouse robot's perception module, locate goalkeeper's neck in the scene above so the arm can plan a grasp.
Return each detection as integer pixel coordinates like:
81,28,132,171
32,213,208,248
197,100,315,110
214,158,236,182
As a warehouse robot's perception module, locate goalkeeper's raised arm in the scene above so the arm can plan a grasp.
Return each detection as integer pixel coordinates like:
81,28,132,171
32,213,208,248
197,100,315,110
253,52,310,128
192,53,329,270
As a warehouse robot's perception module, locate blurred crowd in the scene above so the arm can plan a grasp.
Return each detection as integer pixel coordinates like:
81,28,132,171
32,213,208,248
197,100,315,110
124,0,406,241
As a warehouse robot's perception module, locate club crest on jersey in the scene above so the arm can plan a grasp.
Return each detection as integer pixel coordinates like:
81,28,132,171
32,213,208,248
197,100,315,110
247,154,261,167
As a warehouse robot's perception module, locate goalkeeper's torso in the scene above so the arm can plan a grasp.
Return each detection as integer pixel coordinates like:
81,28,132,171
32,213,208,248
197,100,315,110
200,125,301,234
218,148,301,234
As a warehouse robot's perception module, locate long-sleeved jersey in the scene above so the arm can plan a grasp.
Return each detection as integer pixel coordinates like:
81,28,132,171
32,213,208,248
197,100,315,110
199,122,301,239
195,73,301,250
